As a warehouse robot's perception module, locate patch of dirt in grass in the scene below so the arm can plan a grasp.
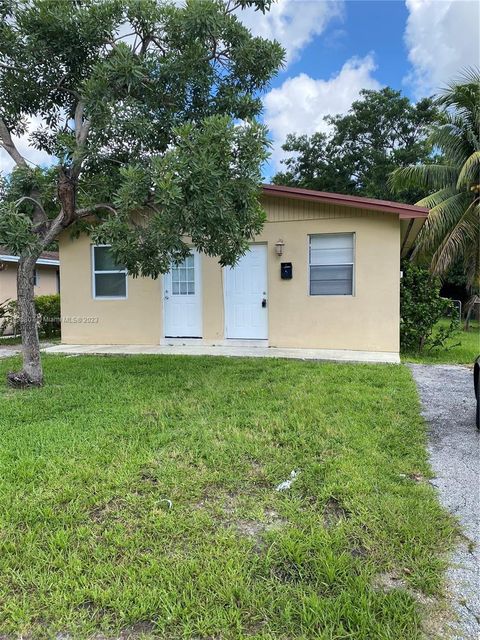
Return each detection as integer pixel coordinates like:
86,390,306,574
89,497,127,523
399,471,428,483
93,622,156,639
323,497,349,527
246,460,270,487
372,569,409,592
193,479,287,551
233,509,287,551
420,598,457,640
138,469,159,484
372,570,454,640
350,544,369,559
54,623,156,640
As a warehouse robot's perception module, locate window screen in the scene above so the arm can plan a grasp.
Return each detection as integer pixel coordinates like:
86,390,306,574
309,233,354,295
92,246,127,298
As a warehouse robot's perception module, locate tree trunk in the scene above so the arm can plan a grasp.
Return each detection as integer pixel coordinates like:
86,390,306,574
7,256,43,388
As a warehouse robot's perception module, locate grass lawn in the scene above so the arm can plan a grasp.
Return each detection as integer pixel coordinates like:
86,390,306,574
0,355,455,639
402,320,479,365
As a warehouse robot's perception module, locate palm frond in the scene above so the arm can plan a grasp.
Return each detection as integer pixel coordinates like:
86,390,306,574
438,68,480,131
405,71,480,281
415,192,471,256
416,186,458,209
431,199,479,281
457,150,480,189
430,122,475,166
389,164,458,194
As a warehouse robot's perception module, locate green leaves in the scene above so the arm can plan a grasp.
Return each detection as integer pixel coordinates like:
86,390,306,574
0,0,284,275
273,87,439,203
93,116,269,277
0,201,41,256
400,261,457,353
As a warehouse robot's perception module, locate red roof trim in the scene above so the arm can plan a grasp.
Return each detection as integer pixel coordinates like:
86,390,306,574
261,184,429,219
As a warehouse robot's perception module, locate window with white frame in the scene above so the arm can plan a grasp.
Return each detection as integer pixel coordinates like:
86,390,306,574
171,255,195,295
33,269,39,287
92,245,127,299
309,233,354,296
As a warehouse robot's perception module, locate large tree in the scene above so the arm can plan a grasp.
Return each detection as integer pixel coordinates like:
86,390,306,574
273,87,439,203
0,0,284,387
390,69,480,320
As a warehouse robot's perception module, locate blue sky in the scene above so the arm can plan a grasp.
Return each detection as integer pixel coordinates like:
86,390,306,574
284,1,410,94
0,0,478,177
237,0,479,178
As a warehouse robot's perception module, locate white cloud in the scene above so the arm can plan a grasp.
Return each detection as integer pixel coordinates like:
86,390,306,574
405,0,480,97
238,0,344,64
0,117,54,175
263,55,381,171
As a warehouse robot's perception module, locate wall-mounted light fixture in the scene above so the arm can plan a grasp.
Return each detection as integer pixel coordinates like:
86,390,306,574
275,239,285,257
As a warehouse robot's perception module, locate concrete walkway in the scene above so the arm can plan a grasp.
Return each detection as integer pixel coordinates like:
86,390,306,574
409,364,480,640
0,342,55,359
42,343,400,364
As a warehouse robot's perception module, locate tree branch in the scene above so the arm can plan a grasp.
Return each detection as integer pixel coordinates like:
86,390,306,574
74,100,90,147
72,100,91,180
0,119,48,227
15,196,47,216
0,117,27,167
56,74,80,100
75,203,117,219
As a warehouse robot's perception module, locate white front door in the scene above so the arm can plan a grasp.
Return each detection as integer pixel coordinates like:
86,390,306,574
225,244,268,340
164,251,202,337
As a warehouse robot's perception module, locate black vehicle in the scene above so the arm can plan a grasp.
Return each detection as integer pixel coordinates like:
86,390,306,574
475,356,480,429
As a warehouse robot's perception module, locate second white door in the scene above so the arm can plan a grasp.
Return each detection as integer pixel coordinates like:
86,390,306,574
164,251,202,337
225,244,268,340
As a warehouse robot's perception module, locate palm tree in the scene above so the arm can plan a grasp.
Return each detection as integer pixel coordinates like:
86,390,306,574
391,68,479,325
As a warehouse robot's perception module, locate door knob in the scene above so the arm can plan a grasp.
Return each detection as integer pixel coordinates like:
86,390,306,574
262,298,267,308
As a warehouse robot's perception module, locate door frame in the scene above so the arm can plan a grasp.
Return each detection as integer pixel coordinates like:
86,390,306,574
223,243,269,341
162,249,203,339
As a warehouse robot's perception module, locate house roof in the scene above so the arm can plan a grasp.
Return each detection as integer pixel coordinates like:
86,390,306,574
262,184,429,219
0,246,59,267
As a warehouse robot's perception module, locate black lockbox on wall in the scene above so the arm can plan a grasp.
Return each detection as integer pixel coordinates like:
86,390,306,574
281,262,293,280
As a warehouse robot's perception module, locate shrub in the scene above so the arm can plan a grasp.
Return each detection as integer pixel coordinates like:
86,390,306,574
0,299,18,336
0,295,61,338
400,262,458,353
35,294,61,338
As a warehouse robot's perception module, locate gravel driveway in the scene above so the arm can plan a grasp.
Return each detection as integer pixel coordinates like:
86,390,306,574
409,364,480,640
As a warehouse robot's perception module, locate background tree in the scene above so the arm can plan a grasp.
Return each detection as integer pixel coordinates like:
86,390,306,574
273,87,439,203
390,69,480,326
0,0,284,387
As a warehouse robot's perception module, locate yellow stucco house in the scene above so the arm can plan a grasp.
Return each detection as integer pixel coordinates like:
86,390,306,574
58,185,428,363
0,247,59,302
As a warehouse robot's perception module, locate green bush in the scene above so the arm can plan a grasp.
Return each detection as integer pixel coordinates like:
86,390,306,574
0,299,18,336
400,262,457,353
35,294,61,338
0,295,60,338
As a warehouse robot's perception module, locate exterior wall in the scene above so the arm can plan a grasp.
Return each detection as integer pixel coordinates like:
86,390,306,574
59,196,400,353
0,262,59,302
59,233,161,344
